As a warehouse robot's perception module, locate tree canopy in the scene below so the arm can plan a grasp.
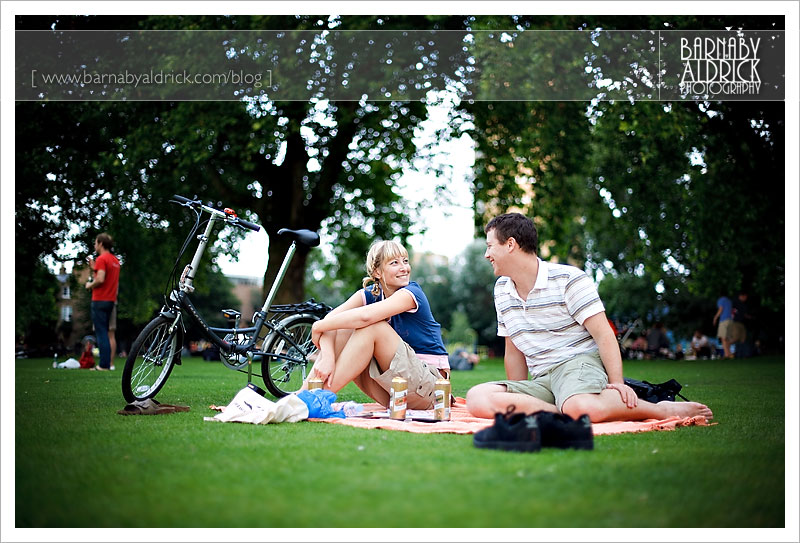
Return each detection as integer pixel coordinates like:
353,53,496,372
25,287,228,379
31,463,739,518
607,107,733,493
458,15,784,344
16,14,785,350
16,14,467,341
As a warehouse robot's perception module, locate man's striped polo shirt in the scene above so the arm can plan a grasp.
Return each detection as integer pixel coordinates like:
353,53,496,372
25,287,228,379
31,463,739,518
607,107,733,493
495,258,605,377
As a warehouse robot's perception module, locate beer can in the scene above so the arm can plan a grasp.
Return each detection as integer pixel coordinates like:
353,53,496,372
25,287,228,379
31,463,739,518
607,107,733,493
389,376,408,420
308,378,324,390
434,378,451,421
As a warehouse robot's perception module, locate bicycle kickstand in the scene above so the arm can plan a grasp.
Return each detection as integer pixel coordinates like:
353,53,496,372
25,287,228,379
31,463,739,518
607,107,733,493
247,352,254,384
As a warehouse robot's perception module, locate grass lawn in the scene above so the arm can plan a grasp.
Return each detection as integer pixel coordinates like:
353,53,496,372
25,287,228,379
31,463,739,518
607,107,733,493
14,355,785,528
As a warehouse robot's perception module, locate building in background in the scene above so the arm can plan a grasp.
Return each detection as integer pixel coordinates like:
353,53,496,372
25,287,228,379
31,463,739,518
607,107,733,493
55,262,91,351
226,274,263,322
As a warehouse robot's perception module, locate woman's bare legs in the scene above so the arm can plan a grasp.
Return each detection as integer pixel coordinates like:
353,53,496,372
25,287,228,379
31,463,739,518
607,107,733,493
327,321,399,390
306,322,400,405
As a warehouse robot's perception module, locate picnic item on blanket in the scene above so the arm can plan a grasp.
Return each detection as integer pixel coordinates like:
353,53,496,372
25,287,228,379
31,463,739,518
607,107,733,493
205,383,308,424
434,378,451,421
389,376,408,420
117,398,190,416
624,377,688,403
473,407,542,452
331,401,365,417
348,408,445,422
308,378,324,390
296,389,346,419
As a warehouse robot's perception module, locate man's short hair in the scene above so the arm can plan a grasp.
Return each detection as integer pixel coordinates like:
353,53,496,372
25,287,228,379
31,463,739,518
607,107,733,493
95,233,113,251
485,213,538,254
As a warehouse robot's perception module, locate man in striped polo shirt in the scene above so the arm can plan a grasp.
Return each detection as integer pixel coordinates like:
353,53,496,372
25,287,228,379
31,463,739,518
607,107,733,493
466,213,713,423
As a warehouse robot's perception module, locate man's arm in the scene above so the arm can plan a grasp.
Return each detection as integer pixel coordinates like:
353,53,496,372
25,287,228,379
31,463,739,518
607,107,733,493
584,312,623,381
504,337,528,380
85,269,106,289
584,311,637,407
712,304,722,324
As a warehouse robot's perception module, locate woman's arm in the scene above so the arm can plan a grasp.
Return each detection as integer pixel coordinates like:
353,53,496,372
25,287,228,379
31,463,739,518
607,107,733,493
312,289,416,335
309,288,415,387
308,291,366,385
311,290,365,348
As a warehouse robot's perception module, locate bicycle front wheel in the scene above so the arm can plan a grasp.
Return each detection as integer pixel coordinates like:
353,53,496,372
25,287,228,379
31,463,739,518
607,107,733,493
122,316,183,402
261,313,319,397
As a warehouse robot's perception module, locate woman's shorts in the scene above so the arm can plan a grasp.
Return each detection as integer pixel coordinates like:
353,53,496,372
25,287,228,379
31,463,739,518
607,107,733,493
490,352,608,411
369,340,441,409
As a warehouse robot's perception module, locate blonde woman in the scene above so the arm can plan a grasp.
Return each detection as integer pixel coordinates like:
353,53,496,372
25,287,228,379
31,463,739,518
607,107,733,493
307,240,449,409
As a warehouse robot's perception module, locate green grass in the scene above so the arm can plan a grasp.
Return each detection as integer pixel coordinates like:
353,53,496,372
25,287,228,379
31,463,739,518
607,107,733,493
15,355,785,528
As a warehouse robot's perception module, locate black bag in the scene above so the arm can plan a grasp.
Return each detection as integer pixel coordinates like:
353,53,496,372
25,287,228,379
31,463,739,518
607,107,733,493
623,377,689,403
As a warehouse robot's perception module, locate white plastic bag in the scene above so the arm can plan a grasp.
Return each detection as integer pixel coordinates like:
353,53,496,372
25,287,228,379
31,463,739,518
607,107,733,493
204,384,309,424
55,358,81,369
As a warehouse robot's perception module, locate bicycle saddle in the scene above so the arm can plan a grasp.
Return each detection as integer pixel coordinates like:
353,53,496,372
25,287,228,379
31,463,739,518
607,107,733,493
277,228,320,247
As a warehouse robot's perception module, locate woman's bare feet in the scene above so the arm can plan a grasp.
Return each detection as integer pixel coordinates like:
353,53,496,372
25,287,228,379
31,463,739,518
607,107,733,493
658,400,714,421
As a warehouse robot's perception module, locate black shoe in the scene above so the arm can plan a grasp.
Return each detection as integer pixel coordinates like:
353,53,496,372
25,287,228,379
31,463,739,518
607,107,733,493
533,411,594,450
473,406,541,452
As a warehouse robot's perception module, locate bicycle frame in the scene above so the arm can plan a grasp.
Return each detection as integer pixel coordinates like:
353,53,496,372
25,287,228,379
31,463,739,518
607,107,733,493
122,195,329,402
163,197,327,377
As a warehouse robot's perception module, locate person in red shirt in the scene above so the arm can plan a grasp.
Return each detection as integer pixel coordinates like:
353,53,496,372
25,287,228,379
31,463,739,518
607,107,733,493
79,337,96,369
85,233,120,370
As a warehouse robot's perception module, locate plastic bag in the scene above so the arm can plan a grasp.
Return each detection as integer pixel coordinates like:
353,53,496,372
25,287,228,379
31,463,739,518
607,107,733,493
206,383,309,424
54,357,81,369
296,389,346,419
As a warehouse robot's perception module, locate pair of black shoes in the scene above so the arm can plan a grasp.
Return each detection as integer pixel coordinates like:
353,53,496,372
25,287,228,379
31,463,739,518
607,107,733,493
473,407,593,452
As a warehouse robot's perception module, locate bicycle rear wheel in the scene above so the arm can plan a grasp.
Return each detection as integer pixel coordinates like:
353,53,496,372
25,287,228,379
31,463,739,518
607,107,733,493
261,313,319,397
122,315,183,402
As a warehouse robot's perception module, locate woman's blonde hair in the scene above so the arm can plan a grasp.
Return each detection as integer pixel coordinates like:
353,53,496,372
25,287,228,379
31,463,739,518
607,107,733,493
362,240,409,297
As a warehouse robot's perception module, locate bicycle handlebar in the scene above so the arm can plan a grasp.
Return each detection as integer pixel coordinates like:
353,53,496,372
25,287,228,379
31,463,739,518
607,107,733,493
234,218,261,232
171,194,194,205
171,194,261,232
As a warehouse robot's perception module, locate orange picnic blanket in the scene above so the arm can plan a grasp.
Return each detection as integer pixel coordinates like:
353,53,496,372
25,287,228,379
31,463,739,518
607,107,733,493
309,397,713,435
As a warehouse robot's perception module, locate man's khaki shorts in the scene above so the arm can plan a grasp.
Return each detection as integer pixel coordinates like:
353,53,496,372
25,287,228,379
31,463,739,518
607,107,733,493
728,321,746,343
717,319,730,341
369,340,441,409
491,352,608,411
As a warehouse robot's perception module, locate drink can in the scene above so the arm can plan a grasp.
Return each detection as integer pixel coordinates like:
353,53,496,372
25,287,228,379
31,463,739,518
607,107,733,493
434,378,451,421
389,376,408,420
308,378,324,390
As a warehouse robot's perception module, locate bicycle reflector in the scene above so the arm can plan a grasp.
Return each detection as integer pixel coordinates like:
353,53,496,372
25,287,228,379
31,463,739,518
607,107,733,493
224,208,238,217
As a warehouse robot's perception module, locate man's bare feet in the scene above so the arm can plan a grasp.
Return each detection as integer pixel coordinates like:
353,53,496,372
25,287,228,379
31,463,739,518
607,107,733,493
658,400,714,421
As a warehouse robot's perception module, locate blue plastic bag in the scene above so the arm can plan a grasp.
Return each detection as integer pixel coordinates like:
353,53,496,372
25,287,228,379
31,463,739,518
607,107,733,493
296,389,346,419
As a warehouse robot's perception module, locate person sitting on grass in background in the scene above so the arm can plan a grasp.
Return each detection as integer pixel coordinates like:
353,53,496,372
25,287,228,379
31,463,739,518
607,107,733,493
466,213,713,423
449,347,481,371
305,240,449,409
690,329,712,359
79,336,96,369
629,332,649,358
645,322,670,359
